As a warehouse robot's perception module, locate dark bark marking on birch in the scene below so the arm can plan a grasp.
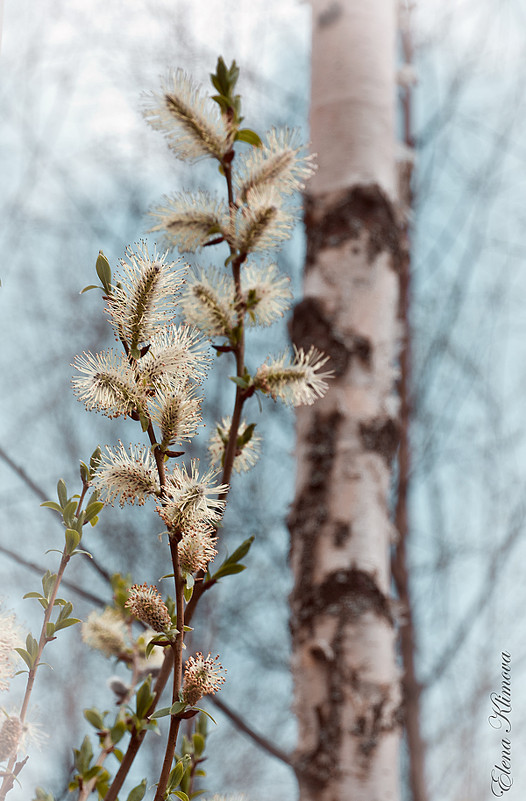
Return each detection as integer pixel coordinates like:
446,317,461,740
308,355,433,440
289,296,372,376
304,184,401,270
293,567,393,630
288,410,340,638
317,1,342,27
333,522,351,546
359,417,400,464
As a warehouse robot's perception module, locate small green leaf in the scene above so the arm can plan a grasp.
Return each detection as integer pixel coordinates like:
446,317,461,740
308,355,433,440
135,677,154,720
84,708,107,731
126,780,147,801
96,251,112,295
42,571,57,600
139,413,150,433
192,708,217,725
90,446,102,472
74,735,94,774
171,792,190,801
223,535,255,566
183,584,193,603
167,761,185,791
54,617,81,631
62,499,78,528
211,563,247,580
229,376,249,389
40,501,63,514
46,622,55,638
83,765,102,781
170,701,187,716
192,732,205,758
57,480,68,509
26,632,39,657
235,128,262,147
65,528,81,554
238,424,256,447
80,284,99,294
14,648,33,670
84,503,104,529
150,706,171,720
110,720,126,744
23,592,44,600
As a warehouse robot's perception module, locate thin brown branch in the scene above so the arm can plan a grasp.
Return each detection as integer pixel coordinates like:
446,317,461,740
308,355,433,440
209,695,293,768
0,543,107,607
0,444,112,584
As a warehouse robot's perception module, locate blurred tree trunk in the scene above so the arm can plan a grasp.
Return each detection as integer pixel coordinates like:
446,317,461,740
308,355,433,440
288,2,403,799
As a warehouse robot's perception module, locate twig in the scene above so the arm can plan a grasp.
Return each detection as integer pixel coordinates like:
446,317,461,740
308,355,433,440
209,695,293,767
0,544,107,607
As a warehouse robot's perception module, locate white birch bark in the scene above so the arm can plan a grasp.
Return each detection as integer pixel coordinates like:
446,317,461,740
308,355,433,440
288,2,402,799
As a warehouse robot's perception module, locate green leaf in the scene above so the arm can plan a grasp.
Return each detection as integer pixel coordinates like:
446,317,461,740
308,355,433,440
139,413,150,433
170,701,187,716
80,284,99,294
54,617,81,631
167,761,185,791
14,648,33,670
192,708,217,725
192,732,205,758
42,571,57,600
90,446,102,472
110,720,126,744
62,499,78,529
171,792,190,801
150,706,171,720
135,677,154,720
238,424,256,447
26,633,39,658
84,502,104,524
229,376,249,389
45,622,55,638
96,251,112,295
223,535,255,566
211,563,247,580
23,592,44,600
235,128,263,147
65,528,81,555
40,501,63,514
57,479,68,509
84,708,107,731
126,780,147,801
83,765,102,781
74,735,93,774
33,788,56,801
183,584,193,603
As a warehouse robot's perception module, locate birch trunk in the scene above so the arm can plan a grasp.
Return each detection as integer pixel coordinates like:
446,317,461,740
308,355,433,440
288,2,402,799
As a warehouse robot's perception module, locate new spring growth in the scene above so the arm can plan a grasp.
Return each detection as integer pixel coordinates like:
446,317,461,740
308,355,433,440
182,652,226,707
125,584,172,633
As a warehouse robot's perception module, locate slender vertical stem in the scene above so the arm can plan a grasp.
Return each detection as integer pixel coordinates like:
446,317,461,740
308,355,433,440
153,539,185,801
0,551,70,800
